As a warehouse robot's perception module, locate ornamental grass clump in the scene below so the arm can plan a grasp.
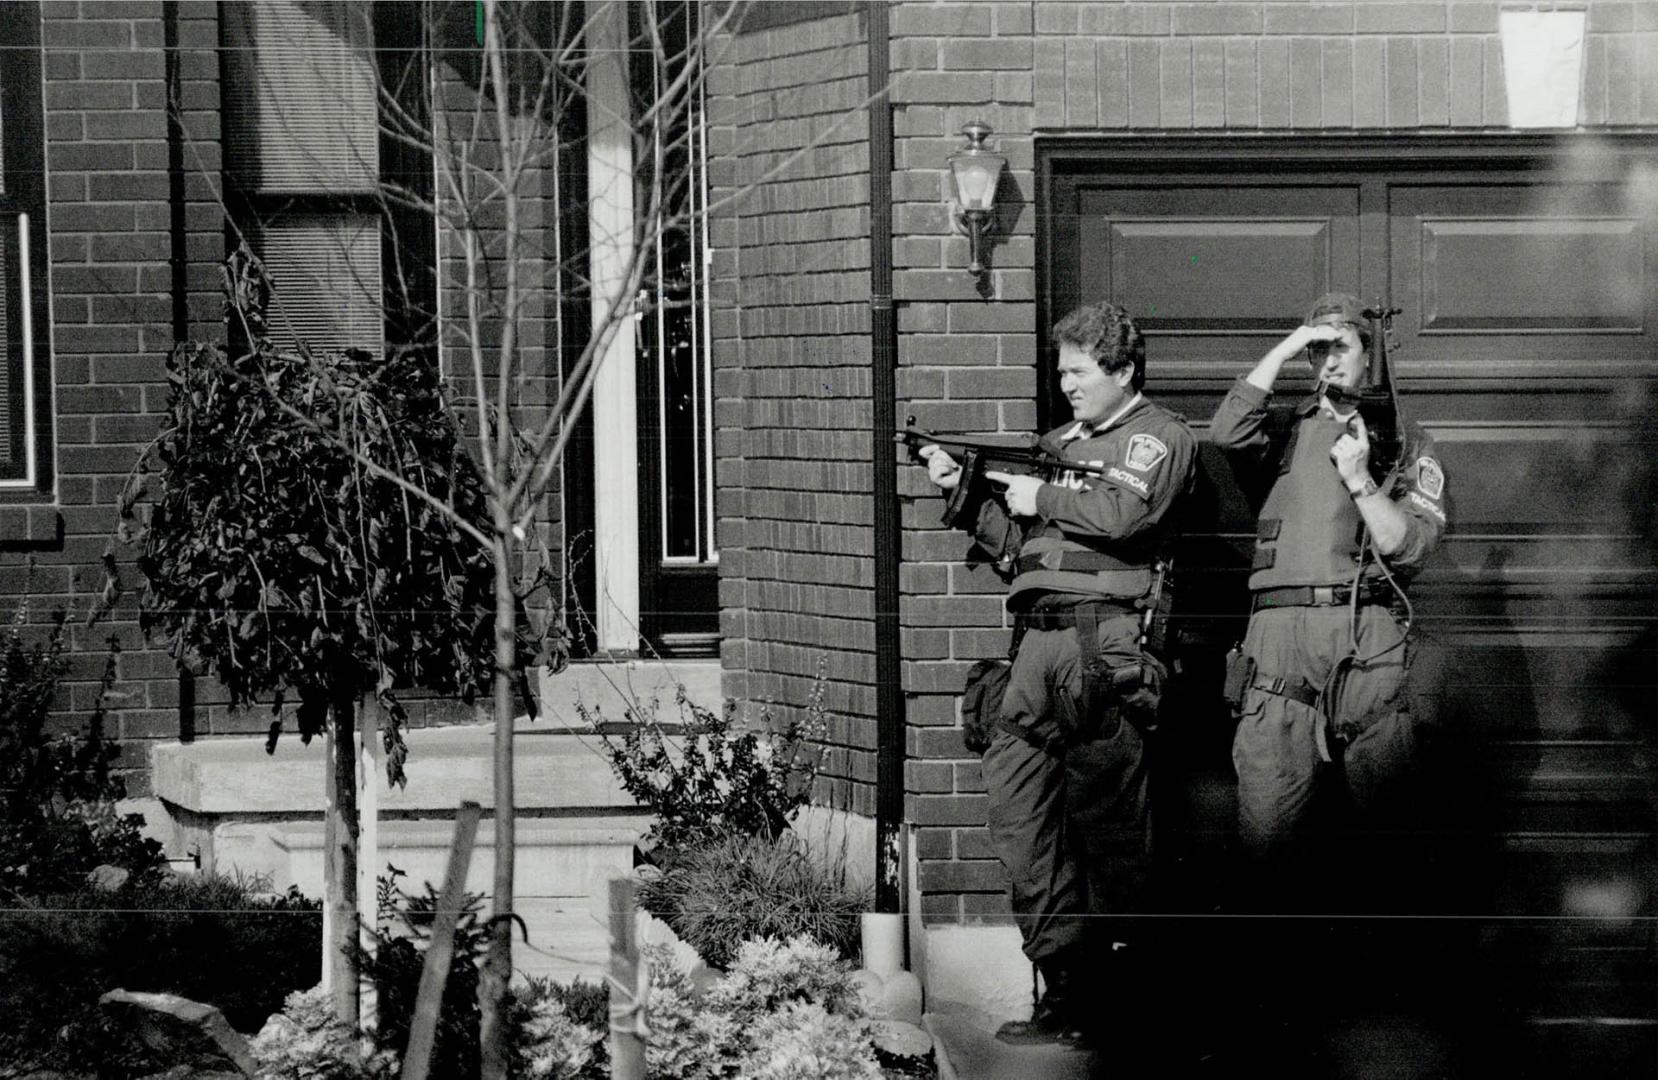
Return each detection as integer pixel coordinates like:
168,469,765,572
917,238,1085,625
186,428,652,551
635,829,868,969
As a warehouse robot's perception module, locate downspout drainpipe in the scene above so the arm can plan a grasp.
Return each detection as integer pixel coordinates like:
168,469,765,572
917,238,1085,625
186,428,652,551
163,0,197,745
868,2,905,933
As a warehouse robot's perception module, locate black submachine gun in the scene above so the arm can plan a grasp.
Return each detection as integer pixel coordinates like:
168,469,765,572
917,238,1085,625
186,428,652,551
896,416,1109,525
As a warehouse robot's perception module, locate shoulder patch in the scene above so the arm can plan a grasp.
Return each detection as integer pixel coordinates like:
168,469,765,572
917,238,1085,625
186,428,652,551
1415,456,1444,500
1125,433,1168,473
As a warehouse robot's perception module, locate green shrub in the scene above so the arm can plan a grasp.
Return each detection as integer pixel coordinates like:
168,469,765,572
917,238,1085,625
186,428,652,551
741,1002,885,1080
362,872,611,1080
361,872,488,1080
510,977,609,1080
636,830,869,969
644,935,881,1080
250,985,399,1079
0,600,164,896
0,872,320,1075
599,665,829,854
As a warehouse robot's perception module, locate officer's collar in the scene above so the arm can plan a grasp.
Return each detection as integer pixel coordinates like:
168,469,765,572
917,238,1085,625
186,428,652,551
1062,392,1144,441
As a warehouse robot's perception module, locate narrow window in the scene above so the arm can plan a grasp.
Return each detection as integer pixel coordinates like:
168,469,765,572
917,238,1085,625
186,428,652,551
0,0,50,490
650,0,716,566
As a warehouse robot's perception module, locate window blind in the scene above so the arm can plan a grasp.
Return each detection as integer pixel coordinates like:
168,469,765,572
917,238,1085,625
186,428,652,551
258,214,383,356
223,0,379,194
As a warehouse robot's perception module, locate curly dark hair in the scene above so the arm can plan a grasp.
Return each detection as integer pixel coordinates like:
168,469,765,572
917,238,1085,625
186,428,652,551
1052,302,1146,390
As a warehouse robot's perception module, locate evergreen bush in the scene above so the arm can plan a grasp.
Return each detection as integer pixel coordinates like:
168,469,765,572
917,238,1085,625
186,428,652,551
0,873,320,1075
0,597,163,897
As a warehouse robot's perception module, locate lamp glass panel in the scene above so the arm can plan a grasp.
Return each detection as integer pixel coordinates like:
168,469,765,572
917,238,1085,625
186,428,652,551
951,154,1004,212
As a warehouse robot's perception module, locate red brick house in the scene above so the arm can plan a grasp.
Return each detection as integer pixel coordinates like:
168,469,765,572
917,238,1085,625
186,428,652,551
3,0,1654,1053
709,0,1658,1050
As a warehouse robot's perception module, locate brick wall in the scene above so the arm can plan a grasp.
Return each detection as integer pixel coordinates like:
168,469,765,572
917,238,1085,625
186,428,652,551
3,1,210,795
705,10,878,814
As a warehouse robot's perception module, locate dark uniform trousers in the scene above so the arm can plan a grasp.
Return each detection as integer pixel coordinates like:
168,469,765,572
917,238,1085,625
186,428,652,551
982,608,1151,968
1232,603,1421,911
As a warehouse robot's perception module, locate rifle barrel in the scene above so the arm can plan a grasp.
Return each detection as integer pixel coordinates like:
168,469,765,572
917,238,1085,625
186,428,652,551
897,426,1111,478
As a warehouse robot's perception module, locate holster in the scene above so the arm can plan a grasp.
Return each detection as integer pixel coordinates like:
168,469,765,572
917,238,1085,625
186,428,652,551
1074,602,1116,740
1074,602,1165,739
1222,646,1254,713
1136,558,1176,657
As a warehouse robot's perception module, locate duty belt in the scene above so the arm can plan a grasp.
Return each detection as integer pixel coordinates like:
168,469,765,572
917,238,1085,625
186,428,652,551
995,715,1068,758
1251,581,1393,612
1012,595,1137,632
1250,672,1319,709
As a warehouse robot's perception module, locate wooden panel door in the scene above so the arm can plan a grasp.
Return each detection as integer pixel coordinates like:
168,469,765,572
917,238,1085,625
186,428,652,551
1045,139,1658,1053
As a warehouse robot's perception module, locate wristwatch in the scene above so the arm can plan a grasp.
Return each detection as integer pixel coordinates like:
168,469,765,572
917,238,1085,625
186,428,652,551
1348,477,1380,499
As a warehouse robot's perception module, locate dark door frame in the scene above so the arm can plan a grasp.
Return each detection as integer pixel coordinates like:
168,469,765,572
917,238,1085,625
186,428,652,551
1037,132,1658,428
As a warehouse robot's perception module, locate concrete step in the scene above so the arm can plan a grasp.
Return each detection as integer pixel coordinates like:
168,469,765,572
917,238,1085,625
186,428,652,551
275,818,640,987
537,657,724,729
923,1002,1099,1080
270,818,640,903
155,726,642,816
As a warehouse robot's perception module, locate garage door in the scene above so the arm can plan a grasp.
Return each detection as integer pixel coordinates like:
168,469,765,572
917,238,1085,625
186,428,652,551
1045,137,1658,1034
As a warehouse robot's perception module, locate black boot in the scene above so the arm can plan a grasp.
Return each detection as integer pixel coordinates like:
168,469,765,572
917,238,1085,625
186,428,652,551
994,962,1086,1047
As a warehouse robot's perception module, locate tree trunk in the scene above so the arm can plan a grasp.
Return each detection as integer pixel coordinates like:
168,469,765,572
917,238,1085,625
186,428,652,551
477,538,517,1079
325,694,360,1026
357,695,380,1044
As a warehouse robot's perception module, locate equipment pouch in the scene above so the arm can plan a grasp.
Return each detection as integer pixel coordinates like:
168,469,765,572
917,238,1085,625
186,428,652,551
1222,645,1254,713
1058,684,1099,743
960,658,1011,755
940,448,986,528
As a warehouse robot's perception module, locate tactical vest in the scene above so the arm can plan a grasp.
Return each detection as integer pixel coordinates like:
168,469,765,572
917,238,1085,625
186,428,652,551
1248,414,1370,590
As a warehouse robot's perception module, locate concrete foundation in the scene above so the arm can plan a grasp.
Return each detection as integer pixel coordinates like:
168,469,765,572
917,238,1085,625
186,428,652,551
141,659,719,983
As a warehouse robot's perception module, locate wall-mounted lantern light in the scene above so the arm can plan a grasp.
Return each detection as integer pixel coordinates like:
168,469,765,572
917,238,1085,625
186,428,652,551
947,120,1006,275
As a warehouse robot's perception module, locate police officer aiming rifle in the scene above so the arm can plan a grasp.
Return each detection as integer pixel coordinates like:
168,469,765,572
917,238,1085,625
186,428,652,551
913,301,1196,1047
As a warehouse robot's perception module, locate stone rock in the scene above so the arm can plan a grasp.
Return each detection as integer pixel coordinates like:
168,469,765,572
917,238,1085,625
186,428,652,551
253,1011,303,1046
851,966,925,1024
99,990,257,1078
871,1019,934,1060
849,968,885,1014
86,864,130,891
137,1068,245,1080
872,969,924,1025
635,907,719,991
